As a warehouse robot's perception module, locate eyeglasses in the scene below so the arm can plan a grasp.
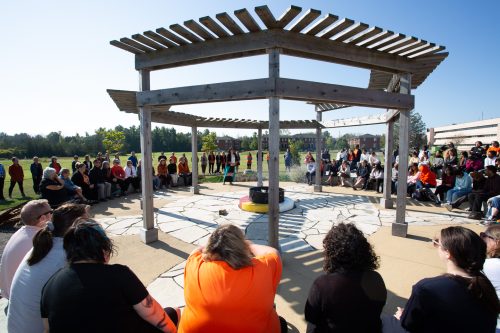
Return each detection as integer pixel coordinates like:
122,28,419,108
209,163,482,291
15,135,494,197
37,209,53,219
432,238,442,248
480,232,497,241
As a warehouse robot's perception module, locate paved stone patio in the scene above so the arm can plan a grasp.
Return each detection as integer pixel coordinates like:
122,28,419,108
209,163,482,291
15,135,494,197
93,184,476,309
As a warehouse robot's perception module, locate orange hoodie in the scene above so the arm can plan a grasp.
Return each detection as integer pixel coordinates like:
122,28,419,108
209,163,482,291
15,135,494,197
178,162,190,174
419,164,437,186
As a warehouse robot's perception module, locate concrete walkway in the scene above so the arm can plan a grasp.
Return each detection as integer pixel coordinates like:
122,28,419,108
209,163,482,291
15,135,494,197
0,182,485,332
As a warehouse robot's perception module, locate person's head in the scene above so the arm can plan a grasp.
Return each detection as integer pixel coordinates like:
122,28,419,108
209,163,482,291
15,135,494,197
73,155,79,161
64,220,114,264
93,159,101,168
410,163,419,172
461,151,468,158
83,155,89,161
76,162,86,173
131,151,135,156
60,168,70,179
492,141,499,148
309,157,315,164
361,160,367,166
126,160,133,168
393,163,399,170
444,165,454,176
20,199,52,227
486,165,497,177
51,156,58,163
375,163,383,171
112,159,120,166
102,161,110,170
33,156,39,163
160,158,166,165
411,151,418,157
323,223,379,273
475,141,482,148
43,167,57,180
481,226,500,259
355,144,359,149
97,152,102,157
362,149,366,154
435,151,442,157
203,224,252,270
449,149,456,157
11,157,18,164
448,142,455,148
423,145,428,151
433,226,499,314
169,158,174,164
487,150,496,159
27,203,90,266
371,151,376,156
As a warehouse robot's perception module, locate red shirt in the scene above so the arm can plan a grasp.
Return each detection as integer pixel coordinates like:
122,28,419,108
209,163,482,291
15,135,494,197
9,164,24,182
111,165,125,179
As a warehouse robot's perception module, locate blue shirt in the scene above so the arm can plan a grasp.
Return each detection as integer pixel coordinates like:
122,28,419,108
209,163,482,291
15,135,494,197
0,163,5,177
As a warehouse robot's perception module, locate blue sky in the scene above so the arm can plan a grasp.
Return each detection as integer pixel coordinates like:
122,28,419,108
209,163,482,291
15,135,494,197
1,0,499,138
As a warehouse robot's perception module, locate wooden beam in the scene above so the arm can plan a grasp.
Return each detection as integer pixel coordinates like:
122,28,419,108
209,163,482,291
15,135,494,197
216,12,245,35
110,40,144,54
199,16,230,38
156,27,189,45
289,9,321,33
320,110,398,128
348,26,383,45
234,8,261,32
276,5,302,28
170,24,203,43
143,31,177,48
132,34,166,51
184,20,215,41
254,5,278,29
120,37,155,53
321,18,354,39
381,118,394,208
335,23,370,42
304,14,338,36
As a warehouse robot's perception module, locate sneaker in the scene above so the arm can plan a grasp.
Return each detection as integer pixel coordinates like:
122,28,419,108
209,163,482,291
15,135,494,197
444,203,453,212
468,212,482,220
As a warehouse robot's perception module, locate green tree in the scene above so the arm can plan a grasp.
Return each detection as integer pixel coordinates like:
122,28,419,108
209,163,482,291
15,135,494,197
201,132,218,152
96,129,125,153
240,136,251,151
249,132,258,150
394,111,427,150
288,140,303,166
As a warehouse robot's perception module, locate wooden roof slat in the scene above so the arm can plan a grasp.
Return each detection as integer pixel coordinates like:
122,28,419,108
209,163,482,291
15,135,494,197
170,24,203,43
410,46,445,58
373,34,406,50
132,34,166,50
216,12,245,35
119,37,155,52
289,9,321,33
156,27,189,45
143,31,177,48
401,43,436,57
110,40,144,54
254,5,278,29
184,20,215,40
304,14,338,36
234,8,262,32
199,16,230,38
362,30,395,47
335,23,369,42
394,39,427,55
383,37,418,53
276,5,302,28
321,18,355,39
348,27,383,45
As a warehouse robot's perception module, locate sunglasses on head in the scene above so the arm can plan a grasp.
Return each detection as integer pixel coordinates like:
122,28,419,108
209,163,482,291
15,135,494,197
432,238,442,248
480,232,496,241
37,209,53,219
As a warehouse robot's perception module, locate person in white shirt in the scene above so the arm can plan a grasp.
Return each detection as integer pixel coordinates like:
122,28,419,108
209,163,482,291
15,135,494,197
0,199,52,299
306,159,316,185
480,225,500,330
124,160,140,193
360,149,369,164
369,152,379,166
338,161,352,187
485,151,497,167
7,203,89,333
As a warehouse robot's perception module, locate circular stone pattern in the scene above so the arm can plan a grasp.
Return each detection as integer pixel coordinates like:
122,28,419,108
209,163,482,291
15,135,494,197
249,186,285,204
239,195,294,213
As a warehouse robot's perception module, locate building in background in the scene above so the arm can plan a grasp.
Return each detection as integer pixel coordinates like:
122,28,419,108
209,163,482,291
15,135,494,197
216,136,241,151
348,134,382,151
262,133,325,151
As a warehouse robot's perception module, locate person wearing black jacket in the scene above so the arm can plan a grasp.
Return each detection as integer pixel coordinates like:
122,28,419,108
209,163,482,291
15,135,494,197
89,159,111,201
352,160,370,190
71,163,98,202
30,156,43,194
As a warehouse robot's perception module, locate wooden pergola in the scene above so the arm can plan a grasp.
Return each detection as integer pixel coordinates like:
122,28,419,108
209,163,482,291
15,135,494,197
107,5,447,246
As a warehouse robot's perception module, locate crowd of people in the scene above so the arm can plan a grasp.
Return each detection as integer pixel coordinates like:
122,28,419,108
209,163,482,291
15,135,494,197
1,199,499,332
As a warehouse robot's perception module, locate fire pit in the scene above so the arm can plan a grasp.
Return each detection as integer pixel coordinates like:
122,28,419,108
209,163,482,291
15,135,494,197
249,186,285,204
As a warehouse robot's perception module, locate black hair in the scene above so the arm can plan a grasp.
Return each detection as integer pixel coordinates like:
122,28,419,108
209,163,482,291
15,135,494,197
323,223,379,273
440,227,500,316
486,165,497,174
28,203,89,266
63,220,114,264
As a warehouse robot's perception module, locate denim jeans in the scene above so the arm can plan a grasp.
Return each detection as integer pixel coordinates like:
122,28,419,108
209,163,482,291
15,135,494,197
446,188,471,203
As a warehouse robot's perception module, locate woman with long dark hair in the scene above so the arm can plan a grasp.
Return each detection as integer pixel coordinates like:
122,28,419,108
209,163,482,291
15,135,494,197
385,226,499,332
40,221,179,333
481,225,500,330
7,203,89,333
305,223,387,332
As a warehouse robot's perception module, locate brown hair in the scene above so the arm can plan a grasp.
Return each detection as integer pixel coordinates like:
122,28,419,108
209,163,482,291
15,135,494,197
204,224,252,270
485,225,500,258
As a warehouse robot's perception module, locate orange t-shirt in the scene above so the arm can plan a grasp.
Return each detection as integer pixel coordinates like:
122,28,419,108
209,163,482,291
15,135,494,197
178,163,190,174
179,251,282,333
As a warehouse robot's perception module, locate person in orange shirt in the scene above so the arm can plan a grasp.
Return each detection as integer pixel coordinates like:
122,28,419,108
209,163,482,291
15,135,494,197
487,141,500,155
157,158,171,189
178,159,191,186
179,224,286,333
246,152,253,170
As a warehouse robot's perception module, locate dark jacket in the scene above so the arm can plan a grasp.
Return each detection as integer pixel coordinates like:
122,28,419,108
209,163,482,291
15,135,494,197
357,165,370,179
30,163,43,178
167,163,177,174
484,174,500,198
89,167,105,184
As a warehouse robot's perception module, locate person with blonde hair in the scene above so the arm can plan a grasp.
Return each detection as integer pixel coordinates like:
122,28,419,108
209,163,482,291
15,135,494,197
179,224,286,333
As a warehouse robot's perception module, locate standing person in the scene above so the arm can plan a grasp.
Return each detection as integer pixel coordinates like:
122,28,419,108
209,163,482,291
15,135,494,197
96,152,104,163
221,152,227,171
235,151,240,174
89,159,112,201
179,224,285,333
128,151,138,167
200,152,208,175
305,223,386,333
114,153,121,164
0,199,53,299
360,149,369,164
385,226,499,333
247,152,253,170
208,151,215,174
49,156,62,175
83,155,93,172
353,144,361,165
170,152,177,164
369,151,380,167
104,151,110,162
71,155,79,174
7,203,89,333
306,158,316,185
9,157,26,198
284,148,292,172
40,221,180,333
0,161,5,202
215,152,222,174
223,148,237,185
30,156,43,195
157,152,167,162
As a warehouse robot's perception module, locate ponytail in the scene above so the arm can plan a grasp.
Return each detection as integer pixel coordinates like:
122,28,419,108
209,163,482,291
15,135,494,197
448,272,500,316
27,222,55,266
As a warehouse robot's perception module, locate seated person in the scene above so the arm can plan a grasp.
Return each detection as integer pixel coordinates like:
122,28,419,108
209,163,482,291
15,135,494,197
137,159,160,191
367,163,384,193
408,151,419,166
384,226,499,333
167,158,178,186
467,166,500,220
485,150,497,167
406,163,420,197
71,163,98,203
305,223,386,332
470,140,486,161
157,158,171,189
457,151,468,171
416,164,437,189
7,204,89,333
124,160,140,193
178,159,192,186
89,159,112,201
443,149,457,168
41,221,180,333
179,224,286,333
391,163,399,194
59,168,87,202
110,159,128,196
434,165,455,205
326,159,339,186
430,151,444,177
487,140,500,156
352,160,370,190
443,169,473,210
338,161,352,187
485,195,500,223
306,158,316,185
369,151,380,167
40,168,67,208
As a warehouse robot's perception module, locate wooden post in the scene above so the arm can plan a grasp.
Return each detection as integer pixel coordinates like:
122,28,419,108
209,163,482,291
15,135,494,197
381,117,394,208
267,48,280,250
191,126,199,194
314,107,322,192
393,74,412,237
138,69,158,244
257,128,263,187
